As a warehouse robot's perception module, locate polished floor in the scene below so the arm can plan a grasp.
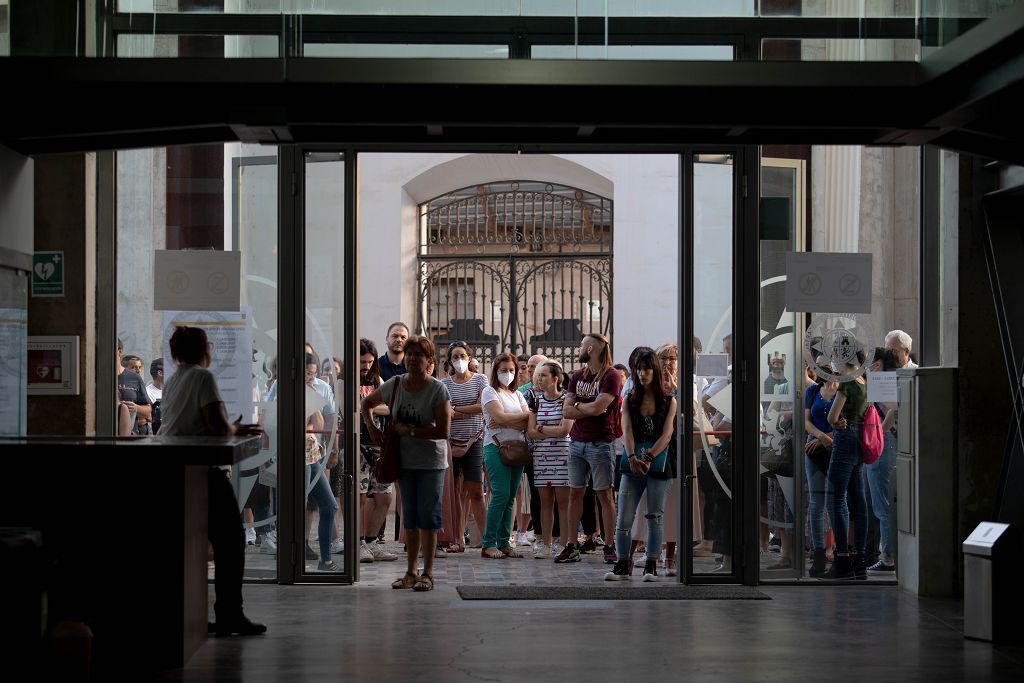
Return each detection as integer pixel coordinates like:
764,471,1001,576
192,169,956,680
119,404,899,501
161,582,1024,682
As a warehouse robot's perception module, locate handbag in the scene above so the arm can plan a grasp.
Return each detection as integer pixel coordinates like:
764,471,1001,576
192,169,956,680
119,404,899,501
374,378,402,485
450,428,483,458
493,434,532,468
618,440,668,475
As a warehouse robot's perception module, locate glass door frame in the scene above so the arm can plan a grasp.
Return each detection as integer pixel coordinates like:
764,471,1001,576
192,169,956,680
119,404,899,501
278,145,359,584
679,145,761,586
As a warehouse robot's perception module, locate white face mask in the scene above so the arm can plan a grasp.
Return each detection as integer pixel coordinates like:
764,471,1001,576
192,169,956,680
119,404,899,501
498,371,515,387
452,359,469,374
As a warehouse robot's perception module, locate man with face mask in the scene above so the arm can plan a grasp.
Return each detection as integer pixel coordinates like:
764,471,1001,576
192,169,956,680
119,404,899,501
556,334,623,565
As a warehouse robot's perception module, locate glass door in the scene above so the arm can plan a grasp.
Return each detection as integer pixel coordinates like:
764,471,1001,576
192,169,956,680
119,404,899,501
284,147,358,583
680,149,751,584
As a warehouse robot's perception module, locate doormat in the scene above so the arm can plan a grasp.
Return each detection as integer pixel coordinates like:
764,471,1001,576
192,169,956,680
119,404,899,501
455,585,770,600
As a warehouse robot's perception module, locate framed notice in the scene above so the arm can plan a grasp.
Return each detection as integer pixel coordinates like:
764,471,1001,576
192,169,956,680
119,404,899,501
27,336,80,395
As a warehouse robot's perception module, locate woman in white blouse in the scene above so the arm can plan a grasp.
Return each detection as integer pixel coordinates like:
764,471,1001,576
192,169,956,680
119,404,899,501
480,352,531,559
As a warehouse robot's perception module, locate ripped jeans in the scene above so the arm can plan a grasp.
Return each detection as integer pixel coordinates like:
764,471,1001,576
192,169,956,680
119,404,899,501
614,474,672,562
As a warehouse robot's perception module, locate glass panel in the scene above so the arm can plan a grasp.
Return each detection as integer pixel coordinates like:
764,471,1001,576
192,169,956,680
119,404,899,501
761,38,921,62
759,145,920,581
532,44,733,60
692,153,735,576
116,34,278,57
302,151,347,576
304,43,508,58
758,157,803,580
115,143,279,582
0,1,9,57
0,268,28,436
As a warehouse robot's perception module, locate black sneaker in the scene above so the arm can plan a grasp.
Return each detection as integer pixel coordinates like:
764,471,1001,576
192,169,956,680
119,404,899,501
604,558,632,581
641,559,659,582
823,554,855,580
867,560,896,575
603,545,618,564
554,543,581,563
579,538,597,553
209,616,267,637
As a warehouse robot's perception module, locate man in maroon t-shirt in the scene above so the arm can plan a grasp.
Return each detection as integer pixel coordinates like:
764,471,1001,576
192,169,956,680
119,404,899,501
554,333,622,565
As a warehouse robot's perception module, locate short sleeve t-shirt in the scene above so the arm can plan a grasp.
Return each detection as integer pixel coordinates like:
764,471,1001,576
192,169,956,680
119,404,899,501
442,373,487,441
804,384,834,435
839,379,868,423
567,367,623,443
380,376,450,470
481,385,529,444
117,369,152,434
160,365,223,436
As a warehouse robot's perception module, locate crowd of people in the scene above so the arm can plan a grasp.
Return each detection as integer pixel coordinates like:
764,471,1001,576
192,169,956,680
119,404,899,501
116,319,919,603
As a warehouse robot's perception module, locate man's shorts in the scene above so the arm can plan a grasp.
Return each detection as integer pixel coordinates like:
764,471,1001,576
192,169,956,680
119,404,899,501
568,440,616,491
359,443,393,495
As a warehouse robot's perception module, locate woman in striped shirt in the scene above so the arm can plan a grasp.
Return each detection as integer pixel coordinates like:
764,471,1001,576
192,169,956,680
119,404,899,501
526,361,575,559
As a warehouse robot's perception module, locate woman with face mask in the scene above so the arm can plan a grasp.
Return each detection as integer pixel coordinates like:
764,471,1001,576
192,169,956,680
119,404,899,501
479,352,531,559
440,341,489,553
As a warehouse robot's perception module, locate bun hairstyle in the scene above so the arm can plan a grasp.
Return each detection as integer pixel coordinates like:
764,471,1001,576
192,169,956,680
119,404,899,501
540,360,567,390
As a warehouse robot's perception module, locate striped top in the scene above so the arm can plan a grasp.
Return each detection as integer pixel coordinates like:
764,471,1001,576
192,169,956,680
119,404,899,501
441,373,487,440
532,391,571,485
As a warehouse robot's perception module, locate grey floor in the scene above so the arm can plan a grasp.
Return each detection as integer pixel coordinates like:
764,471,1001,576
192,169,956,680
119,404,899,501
186,519,1012,681
162,582,1024,682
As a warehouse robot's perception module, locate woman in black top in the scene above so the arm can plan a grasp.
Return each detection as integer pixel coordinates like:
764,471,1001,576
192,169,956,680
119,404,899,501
605,347,678,581
824,349,869,580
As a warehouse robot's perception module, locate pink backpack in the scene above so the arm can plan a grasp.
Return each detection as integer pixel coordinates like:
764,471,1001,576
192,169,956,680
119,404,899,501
860,404,884,465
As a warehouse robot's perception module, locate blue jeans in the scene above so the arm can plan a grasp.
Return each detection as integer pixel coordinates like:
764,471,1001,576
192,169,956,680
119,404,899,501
805,454,829,551
615,474,672,561
397,468,445,530
825,426,867,556
482,444,524,548
306,461,338,562
865,431,897,558
567,440,616,491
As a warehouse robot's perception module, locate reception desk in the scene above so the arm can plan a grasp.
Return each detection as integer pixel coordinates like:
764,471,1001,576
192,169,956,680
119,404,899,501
0,436,260,671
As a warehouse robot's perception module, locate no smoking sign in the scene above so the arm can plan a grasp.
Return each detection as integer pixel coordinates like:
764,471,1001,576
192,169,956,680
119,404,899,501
785,252,873,314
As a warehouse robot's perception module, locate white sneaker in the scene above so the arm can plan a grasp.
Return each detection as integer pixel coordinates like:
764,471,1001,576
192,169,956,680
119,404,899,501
331,539,345,555
551,542,564,557
259,535,277,554
517,532,531,547
369,544,397,561
636,553,648,566
526,531,536,543
358,541,374,563
533,542,551,559
245,527,256,545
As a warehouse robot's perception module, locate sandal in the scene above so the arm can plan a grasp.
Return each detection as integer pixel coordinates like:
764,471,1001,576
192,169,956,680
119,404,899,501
412,574,434,592
498,546,524,558
481,547,506,559
391,572,418,589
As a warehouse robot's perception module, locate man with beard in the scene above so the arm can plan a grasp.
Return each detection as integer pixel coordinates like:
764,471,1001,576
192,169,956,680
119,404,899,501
357,338,398,562
379,322,410,381
555,333,623,565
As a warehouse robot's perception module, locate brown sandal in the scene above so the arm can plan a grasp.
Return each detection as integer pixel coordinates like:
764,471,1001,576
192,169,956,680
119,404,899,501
481,547,506,559
391,572,418,589
498,546,524,558
412,574,434,592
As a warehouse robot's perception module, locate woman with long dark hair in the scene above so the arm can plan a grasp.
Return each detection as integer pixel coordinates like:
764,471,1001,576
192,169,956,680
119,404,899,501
803,353,838,577
606,347,678,581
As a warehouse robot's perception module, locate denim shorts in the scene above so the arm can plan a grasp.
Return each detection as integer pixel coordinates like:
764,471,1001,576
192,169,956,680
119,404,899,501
397,468,445,530
568,440,616,491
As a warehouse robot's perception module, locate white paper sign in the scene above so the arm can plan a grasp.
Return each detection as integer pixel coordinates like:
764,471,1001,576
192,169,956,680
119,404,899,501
162,309,254,424
0,308,28,436
867,371,898,402
706,383,732,422
154,250,241,312
785,252,873,313
696,353,729,378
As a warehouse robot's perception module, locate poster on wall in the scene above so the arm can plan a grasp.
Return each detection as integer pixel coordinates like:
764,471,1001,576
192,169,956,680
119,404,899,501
162,308,254,424
0,308,28,436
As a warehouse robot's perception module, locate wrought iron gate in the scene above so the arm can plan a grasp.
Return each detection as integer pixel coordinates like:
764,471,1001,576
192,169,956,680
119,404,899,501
417,181,612,374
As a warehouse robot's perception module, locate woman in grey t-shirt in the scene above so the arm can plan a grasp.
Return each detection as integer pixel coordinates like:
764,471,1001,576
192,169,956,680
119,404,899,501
360,336,451,592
